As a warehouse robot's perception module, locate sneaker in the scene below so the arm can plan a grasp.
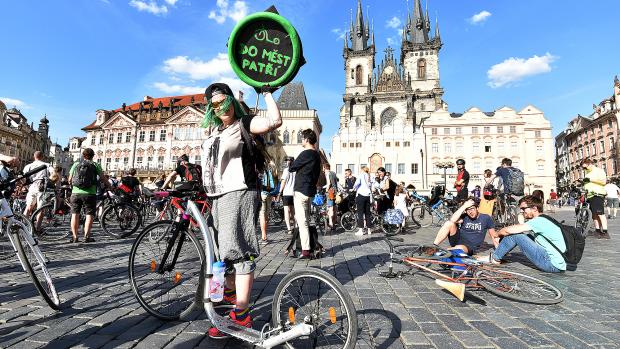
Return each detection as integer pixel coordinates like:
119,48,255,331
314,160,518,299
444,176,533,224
207,310,252,339
355,229,364,236
298,250,312,259
597,232,611,239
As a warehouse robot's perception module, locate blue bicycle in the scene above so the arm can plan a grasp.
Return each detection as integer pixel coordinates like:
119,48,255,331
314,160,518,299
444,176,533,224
410,186,453,228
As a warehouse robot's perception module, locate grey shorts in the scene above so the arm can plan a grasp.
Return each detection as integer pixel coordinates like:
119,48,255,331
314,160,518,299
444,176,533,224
607,198,619,208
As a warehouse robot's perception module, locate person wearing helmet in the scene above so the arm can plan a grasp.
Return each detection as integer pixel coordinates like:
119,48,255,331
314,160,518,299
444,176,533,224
454,159,470,203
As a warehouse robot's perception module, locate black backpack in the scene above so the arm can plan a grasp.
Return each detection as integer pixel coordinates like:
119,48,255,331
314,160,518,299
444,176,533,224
538,214,586,271
505,167,525,196
72,160,97,189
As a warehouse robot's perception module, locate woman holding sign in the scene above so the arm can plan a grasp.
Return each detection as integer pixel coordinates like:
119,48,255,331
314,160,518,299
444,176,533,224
200,82,282,339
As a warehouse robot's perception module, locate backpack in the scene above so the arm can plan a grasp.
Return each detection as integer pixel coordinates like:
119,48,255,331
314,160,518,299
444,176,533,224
505,167,524,196
538,214,586,271
182,164,203,184
238,119,272,186
72,160,97,189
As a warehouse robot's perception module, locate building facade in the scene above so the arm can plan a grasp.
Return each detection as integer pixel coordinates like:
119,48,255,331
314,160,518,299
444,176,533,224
331,0,443,185
554,131,571,191
558,76,620,184
0,100,52,165
424,106,556,194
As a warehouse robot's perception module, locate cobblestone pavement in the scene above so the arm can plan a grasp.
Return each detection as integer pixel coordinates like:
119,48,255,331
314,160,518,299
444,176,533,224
1,207,619,348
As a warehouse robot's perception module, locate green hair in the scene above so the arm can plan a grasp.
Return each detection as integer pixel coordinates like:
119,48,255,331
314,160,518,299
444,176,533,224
200,95,247,128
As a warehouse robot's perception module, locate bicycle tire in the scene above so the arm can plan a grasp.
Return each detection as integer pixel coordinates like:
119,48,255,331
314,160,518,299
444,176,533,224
11,225,60,309
129,220,205,320
101,203,142,238
272,268,358,349
411,206,433,228
340,211,357,232
31,204,70,241
381,222,401,236
507,205,520,225
574,208,591,238
475,268,563,305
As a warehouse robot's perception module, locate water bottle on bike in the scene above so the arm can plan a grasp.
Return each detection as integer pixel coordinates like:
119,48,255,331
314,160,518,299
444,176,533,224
210,261,226,302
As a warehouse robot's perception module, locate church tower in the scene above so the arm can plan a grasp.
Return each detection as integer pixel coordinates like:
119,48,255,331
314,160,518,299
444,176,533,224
342,0,375,129
401,0,443,113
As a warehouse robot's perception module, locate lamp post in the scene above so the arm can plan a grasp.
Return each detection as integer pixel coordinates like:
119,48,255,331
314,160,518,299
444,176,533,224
435,161,454,192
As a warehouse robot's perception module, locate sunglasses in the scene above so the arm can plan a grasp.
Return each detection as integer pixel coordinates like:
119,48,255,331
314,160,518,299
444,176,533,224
211,99,225,110
519,206,532,211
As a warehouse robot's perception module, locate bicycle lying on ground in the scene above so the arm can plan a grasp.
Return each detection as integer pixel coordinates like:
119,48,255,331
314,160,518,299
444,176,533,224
128,189,358,348
380,237,563,305
0,165,60,309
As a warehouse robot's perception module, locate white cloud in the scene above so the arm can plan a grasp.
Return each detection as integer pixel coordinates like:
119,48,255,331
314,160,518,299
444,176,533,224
164,0,178,5
155,53,250,97
129,0,168,15
208,0,248,24
386,16,401,29
386,37,395,46
487,53,557,88
468,10,491,25
0,97,30,109
162,54,232,80
331,28,346,40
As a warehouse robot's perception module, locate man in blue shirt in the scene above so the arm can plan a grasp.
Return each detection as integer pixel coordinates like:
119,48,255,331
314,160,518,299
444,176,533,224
434,199,496,255
486,195,566,273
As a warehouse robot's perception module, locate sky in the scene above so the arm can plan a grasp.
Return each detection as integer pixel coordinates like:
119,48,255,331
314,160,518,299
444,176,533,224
1,0,619,154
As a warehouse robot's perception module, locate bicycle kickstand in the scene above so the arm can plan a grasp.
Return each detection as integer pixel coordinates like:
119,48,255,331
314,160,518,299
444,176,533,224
380,237,405,279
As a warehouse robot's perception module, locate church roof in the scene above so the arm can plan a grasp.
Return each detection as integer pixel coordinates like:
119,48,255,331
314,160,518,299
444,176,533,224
277,82,309,110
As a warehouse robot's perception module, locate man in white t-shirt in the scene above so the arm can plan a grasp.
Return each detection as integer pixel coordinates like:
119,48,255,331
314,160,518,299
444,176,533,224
604,180,620,219
23,151,53,216
278,157,296,233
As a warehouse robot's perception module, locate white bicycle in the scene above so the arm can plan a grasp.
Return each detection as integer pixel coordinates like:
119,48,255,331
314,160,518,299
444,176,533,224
129,189,358,348
0,165,60,309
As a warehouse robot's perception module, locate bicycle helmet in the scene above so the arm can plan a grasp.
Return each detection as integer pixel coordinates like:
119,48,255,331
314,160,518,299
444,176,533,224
456,159,465,165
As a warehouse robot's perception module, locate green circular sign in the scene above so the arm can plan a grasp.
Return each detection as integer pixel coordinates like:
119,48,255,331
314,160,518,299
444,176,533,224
228,11,302,88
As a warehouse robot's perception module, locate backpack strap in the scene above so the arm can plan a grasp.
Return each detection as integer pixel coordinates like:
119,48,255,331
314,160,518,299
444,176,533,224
535,214,568,261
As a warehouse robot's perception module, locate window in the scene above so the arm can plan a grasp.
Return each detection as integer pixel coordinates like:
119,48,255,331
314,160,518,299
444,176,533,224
361,163,367,170
536,144,543,153
404,141,411,147
411,163,418,174
117,133,122,143
484,127,490,134
171,156,178,164
537,163,544,172
431,128,437,135
473,161,481,173
336,164,343,174
600,140,605,153
355,65,363,85
585,146,590,157
108,133,114,143
149,130,156,142
386,142,391,147
611,137,616,149
297,131,302,144
139,131,145,142
472,127,478,134
443,128,450,135
123,157,129,166
160,130,166,142
99,135,104,145
535,130,541,138
91,136,95,145
456,141,463,150
498,142,505,153
347,164,355,173
105,158,111,169
356,142,362,147
432,143,439,152
511,142,518,151
473,142,480,153
598,124,603,133
395,141,400,147
283,131,290,144
456,127,462,135
385,164,392,173
349,142,355,148
485,145,492,153
115,157,120,163
497,126,503,133
158,156,164,165
444,143,452,153
510,126,516,133
126,132,131,143
417,58,426,79
397,163,405,175
136,157,142,165
342,142,346,148
147,156,153,165
609,119,613,129
195,155,201,163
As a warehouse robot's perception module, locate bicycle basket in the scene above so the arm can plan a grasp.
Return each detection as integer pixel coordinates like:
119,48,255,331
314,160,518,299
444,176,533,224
384,209,404,225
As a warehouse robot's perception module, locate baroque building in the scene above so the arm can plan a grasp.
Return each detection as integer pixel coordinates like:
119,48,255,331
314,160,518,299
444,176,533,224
331,0,443,185
0,100,52,165
556,76,620,186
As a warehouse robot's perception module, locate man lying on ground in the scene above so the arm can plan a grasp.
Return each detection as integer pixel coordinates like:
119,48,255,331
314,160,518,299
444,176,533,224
433,198,497,255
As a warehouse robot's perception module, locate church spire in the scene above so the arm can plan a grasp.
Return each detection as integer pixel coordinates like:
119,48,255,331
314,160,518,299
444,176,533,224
434,15,440,40
350,0,369,51
411,0,429,44
425,0,430,32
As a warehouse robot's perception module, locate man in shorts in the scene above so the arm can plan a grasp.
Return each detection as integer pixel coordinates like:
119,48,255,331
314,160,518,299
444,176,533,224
68,148,109,243
23,151,53,217
604,180,620,219
433,198,497,255
581,158,609,238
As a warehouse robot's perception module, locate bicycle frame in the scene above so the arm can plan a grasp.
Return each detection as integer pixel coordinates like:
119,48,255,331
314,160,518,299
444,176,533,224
184,199,314,348
401,256,484,290
1,205,46,276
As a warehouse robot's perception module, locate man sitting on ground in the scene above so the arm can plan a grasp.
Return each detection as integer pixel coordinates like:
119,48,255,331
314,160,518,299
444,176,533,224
433,198,497,255
485,195,566,273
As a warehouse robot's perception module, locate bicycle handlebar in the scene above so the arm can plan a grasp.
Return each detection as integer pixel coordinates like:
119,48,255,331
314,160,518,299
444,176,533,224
0,164,47,190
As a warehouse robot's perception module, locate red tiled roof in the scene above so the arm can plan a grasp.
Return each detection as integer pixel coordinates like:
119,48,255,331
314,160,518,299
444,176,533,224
82,120,99,131
113,93,206,112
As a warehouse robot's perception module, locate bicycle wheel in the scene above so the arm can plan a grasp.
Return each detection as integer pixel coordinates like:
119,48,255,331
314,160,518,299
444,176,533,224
506,205,520,225
411,206,433,228
475,268,563,305
574,208,591,238
31,204,70,241
11,224,60,309
381,222,401,236
129,220,205,320
272,268,358,349
340,211,357,232
101,203,142,238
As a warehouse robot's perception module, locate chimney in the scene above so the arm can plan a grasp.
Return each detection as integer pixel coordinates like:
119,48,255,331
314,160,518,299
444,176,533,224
144,96,152,101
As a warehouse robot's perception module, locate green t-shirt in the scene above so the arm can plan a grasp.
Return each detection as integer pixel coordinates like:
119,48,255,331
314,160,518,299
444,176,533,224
526,216,566,271
69,161,103,195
